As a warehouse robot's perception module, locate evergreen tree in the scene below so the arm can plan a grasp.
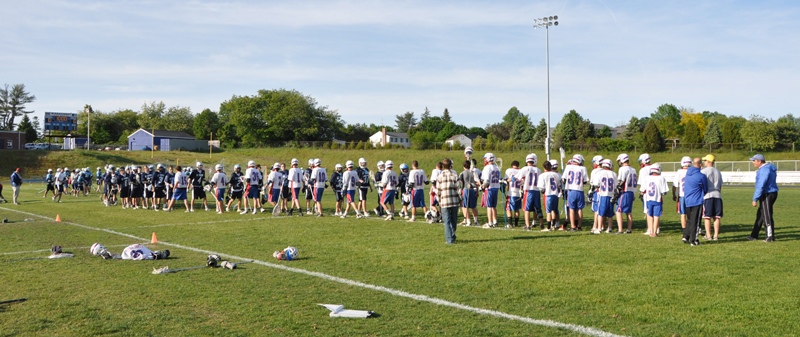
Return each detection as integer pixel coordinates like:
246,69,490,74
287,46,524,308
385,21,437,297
619,116,641,141
510,114,533,143
420,107,431,121
532,118,549,144
704,119,721,144
442,108,451,123
16,114,37,142
682,120,702,145
597,125,612,138
721,119,742,143
643,120,664,152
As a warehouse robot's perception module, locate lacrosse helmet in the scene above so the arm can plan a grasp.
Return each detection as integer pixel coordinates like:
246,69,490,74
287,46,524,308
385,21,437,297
617,153,630,164
108,165,115,171
592,155,604,164
215,164,223,171
464,146,474,158
358,158,367,167
51,245,62,255
601,159,613,169
118,167,125,172
148,165,154,170
681,156,692,167
90,243,106,256
132,165,139,170
345,160,354,168
273,163,280,170
47,169,53,173
650,163,662,174
308,159,314,167
234,164,241,170
314,158,321,166
484,153,495,165
196,162,203,168
156,164,164,170
335,163,342,170
525,153,538,165
291,158,299,166
96,167,101,171
385,160,394,168
572,154,585,165
377,161,385,169
285,247,299,260
207,254,221,267
248,160,256,167
399,163,408,170
638,153,651,164
548,159,559,169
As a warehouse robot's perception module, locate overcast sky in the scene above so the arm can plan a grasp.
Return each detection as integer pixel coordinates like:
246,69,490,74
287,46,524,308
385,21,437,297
2,0,798,129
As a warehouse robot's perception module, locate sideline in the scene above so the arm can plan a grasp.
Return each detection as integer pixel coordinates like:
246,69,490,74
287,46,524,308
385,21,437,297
0,206,624,337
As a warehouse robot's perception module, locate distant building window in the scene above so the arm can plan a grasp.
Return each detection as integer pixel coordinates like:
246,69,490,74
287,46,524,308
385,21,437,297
7,140,12,149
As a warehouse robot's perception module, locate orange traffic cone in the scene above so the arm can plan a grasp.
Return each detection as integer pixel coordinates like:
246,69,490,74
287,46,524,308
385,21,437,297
151,232,158,244
55,214,61,222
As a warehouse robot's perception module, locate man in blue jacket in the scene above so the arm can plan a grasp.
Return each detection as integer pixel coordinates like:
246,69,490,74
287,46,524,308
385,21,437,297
10,168,23,205
746,154,779,242
682,158,708,246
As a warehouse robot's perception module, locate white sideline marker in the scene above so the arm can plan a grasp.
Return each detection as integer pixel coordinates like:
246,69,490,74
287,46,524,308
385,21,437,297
0,206,624,337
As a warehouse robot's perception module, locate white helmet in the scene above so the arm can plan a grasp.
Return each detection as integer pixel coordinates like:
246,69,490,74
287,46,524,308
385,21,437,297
601,159,613,169
96,167,101,170
345,160,354,168
248,160,256,167
358,158,367,167
592,155,604,164
385,160,394,168
107,165,114,171
196,162,203,168
90,243,106,256
234,164,241,170
215,164,223,171
377,161,385,168
157,164,164,169
484,153,495,164
314,158,321,166
335,163,343,169
548,159,559,169
273,163,280,170
464,146,474,158
638,153,651,164
525,153,538,165
132,165,138,170
681,156,692,167
572,154,585,165
616,153,630,164
650,163,662,174
47,169,53,173
308,159,314,166
291,158,299,165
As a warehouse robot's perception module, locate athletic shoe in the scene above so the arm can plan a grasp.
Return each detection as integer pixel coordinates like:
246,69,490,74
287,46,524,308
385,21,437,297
190,208,194,212
217,211,223,214
165,208,171,212
356,214,363,219
625,230,632,234
482,223,495,228
691,241,702,246
374,208,381,216
363,213,370,218
408,217,415,222
643,231,651,235
288,209,293,216
154,207,159,212
205,207,210,211
458,220,468,226
506,224,513,229
745,236,757,241
712,236,718,241
340,214,346,219
541,228,551,232
240,209,248,215
765,237,775,242
577,227,583,231
306,210,313,215
298,210,304,216
682,238,689,243
568,227,577,232
703,236,712,240
385,214,393,221
252,209,257,215
557,226,565,231
316,213,323,218
614,231,624,235
524,226,531,231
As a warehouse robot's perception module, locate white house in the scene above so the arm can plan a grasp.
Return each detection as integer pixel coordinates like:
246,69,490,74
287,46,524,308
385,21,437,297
445,134,479,148
369,128,410,148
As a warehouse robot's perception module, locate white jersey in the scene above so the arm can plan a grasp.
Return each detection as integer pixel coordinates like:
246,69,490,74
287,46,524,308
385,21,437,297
380,170,398,191
637,165,652,188
471,167,482,181
430,169,442,184
245,167,261,186
563,164,589,191
504,168,521,197
482,164,501,189
640,175,670,203
537,171,562,196
673,168,688,197
287,167,304,188
174,171,189,189
342,170,359,191
591,169,618,197
408,169,428,190
617,165,638,193
310,167,328,189
515,166,541,191
55,172,67,185
267,171,284,190
121,244,155,260
210,172,228,189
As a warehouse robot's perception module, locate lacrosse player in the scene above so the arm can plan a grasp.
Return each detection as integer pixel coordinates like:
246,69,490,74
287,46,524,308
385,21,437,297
242,161,261,215
672,156,692,231
285,159,304,216
44,169,55,198
130,166,143,209
373,161,386,217
95,167,103,192
149,165,165,211
591,159,618,234
84,167,93,195
562,154,588,231
303,159,315,214
379,160,398,220
143,165,154,209
53,168,67,202
458,160,480,226
356,158,372,217
330,163,344,216
226,164,244,212
515,154,542,231
280,163,291,213
537,160,562,231
103,166,117,206
189,162,209,211
430,162,442,212
267,163,284,210
637,153,652,218
480,153,501,228
210,164,228,214
640,164,668,237
118,167,131,208
407,160,429,222
503,161,522,228
341,160,362,218
614,154,638,234
166,166,189,212
588,156,604,232
398,163,410,219
310,158,328,217
255,164,266,213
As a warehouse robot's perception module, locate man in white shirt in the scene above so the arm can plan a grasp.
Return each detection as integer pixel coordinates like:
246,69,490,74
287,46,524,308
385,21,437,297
640,164,669,237
671,156,692,230
210,164,228,214
286,158,304,216
341,161,362,219
537,160,562,231
615,154,638,234
310,158,327,217
267,163,284,210
379,161,399,220
563,154,589,231
592,159,617,234
242,161,261,215
504,161,522,228
515,154,542,231
407,160,429,222
481,153,501,228
429,162,442,212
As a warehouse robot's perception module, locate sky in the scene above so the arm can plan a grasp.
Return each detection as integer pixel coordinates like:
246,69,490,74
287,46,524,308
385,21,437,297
2,0,798,130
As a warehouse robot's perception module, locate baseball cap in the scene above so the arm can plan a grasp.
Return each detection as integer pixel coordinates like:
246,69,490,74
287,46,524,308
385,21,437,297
749,154,766,161
702,154,715,162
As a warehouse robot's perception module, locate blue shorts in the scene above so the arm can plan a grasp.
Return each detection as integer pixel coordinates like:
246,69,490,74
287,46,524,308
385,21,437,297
246,185,259,199
616,191,634,214
592,192,599,212
173,188,187,200
523,190,541,213
345,190,356,203
702,198,723,219
507,196,522,211
270,189,281,203
411,189,426,208
544,195,559,215
313,187,324,202
482,188,499,208
598,196,615,217
647,201,663,217
291,187,301,200
567,190,585,210
462,189,477,208
215,188,225,201
381,190,395,205
677,196,686,215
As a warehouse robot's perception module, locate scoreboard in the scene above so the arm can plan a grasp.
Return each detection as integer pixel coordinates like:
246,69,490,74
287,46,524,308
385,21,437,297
44,112,78,131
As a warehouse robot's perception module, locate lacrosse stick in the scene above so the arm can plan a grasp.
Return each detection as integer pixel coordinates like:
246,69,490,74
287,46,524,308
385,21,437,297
0,298,27,305
559,147,569,226
152,265,207,274
495,158,508,228
272,203,281,216
7,253,74,263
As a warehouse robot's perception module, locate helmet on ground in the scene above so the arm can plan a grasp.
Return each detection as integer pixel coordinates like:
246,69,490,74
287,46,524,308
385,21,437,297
385,160,394,168
572,154,585,165
291,158,299,165
358,158,367,166
400,163,408,170
90,243,106,256
377,161,385,168
207,254,221,267
602,159,613,169
248,161,256,167
314,158,321,166
526,153,538,165
549,159,559,169
617,154,630,163
335,163,342,169
234,164,241,170
285,247,299,260
638,153,651,164
215,164,223,171
346,160,354,168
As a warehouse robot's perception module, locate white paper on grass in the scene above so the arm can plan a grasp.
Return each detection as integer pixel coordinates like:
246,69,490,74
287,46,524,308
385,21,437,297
318,304,373,318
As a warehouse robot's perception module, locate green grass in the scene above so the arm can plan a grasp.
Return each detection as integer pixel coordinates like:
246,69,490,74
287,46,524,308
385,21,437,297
2,177,799,336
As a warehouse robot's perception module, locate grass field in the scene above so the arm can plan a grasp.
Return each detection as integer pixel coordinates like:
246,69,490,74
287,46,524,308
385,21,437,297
1,177,799,336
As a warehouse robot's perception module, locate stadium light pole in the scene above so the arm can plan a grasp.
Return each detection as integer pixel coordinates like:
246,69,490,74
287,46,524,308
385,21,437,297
534,15,558,161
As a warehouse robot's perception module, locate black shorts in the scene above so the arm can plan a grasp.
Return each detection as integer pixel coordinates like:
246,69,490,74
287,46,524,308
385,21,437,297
335,191,343,202
155,187,166,199
120,187,130,198
702,198,723,219
145,188,153,198
231,190,243,200
281,186,291,199
358,188,369,201
46,184,55,191
193,187,206,199
131,186,142,197
305,187,313,200
57,185,65,193
166,187,173,199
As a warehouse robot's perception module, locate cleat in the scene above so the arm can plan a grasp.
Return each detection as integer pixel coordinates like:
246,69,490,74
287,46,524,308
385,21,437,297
745,236,757,241
288,209,293,216
625,230,632,234
385,214,393,221
614,231,624,235
408,217,416,222
340,214,346,219
316,213,323,218
205,207,210,211
252,210,257,215
764,237,775,242
356,214,363,219
190,208,194,212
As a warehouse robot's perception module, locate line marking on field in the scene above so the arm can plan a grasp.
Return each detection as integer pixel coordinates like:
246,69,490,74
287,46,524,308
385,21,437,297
124,217,276,228
0,206,624,337
1,244,145,256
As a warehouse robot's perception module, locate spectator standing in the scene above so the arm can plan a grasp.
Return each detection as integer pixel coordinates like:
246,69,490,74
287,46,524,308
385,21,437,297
747,154,779,242
10,168,23,205
682,158,708,246
700,155,723,240
437,158,461,244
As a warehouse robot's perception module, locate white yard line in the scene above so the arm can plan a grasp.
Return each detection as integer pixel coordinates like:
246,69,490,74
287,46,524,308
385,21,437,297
0,206,623,337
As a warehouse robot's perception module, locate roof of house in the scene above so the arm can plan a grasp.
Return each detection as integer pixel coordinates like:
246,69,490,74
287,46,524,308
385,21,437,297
446,133,479,141
371,131,408,138
128,128,195,139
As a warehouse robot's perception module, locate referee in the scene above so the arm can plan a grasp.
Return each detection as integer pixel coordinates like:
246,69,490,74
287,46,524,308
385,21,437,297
746,154,779,242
